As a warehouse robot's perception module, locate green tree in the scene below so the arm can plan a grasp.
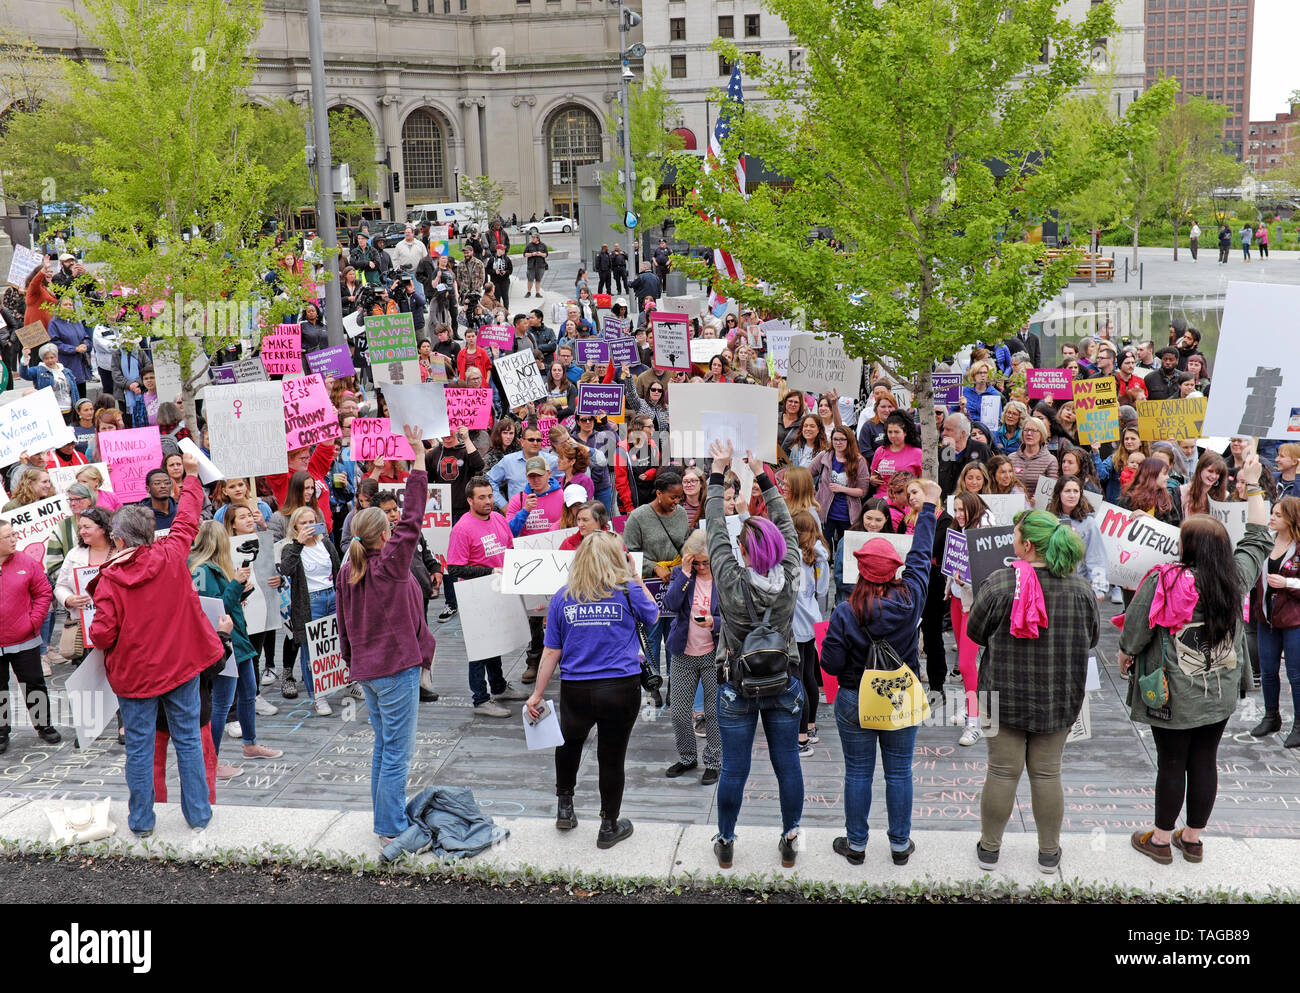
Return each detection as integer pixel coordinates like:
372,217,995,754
245,100,312,228
1112,77,1180,266
459,174,505,228
601,67,685,242
671,0,1111,477
328,105,383,203
1157,96,1241,260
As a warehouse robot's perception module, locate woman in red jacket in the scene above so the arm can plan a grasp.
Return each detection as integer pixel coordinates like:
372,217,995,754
24,263,58,329
456,329,494,383
0,522,63,751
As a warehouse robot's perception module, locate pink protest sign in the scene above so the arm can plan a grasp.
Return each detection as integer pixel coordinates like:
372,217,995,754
444,388,492,430
99,425,163,502
536,415,558,441
282,374,341,450
260,324,303,376
352,417,417,461
475,324,515,351
1026,367,1074,400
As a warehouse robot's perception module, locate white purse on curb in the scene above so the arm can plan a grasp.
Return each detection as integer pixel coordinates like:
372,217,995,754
46,799,117,845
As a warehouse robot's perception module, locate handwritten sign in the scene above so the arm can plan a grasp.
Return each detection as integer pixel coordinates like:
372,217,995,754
377,382,450,438
444,388,492,430
605,334,638,368
1073,377,1119,446
1034,474,1102,512
259,324,303,376
651,311,691,372
1094,501,1180,588
940,529,970,583
0,387,76,464
690,338,729,364
206,382,290,478
1208,497,1248,547
281,374,340,450
366,311,420,385
422,483,453,555
947,492,1026,525
17,321,50,350
1136,396,1207,442
305,614,347,698
499,549,644,595
98,425,163,502
1,494,72,561
49,462,113,494
762,320,795,378
1026,368,1074,400
576,383,624,417
785,333,863,395
932,372,962,406
475,324,515,351
495,348,547,408
7,243,43,288
307,343,356,379
352,417,417,461
575,339,609,365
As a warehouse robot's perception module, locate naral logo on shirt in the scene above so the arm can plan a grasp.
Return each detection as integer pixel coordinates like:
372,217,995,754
564,603,622,624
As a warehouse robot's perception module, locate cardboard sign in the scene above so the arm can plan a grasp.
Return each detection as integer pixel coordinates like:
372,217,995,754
49,462,113,494
1136,396,1208,442
378,382,450,438
307,343,357,379
785,333,863,395
366,311,420,385
1094,501,1180,588
1203,282,1298,438
495,348,548,408
17,321,49,350
74,565,100,648
352,417,417,461
0,387,76,464
932,372,962,406
443,388,492,430
605,335,638,368
499,549,644,595
99,425,163,503
576,383,624,418
475,324,515,351
574,339,609,365
940,529,969,583
1,494,72,561
1026,368,1074,400
206,381,290,479
701,410,759,457
306,613,347,698
1208,497,1247,548
947,492,1025,526
282,374,341,450
840,531,913,583
422,483,453,555
457,574,533,662
966,525,1018,592
651,311,691,371
259,323,303,376
230,530,280,635
7,243,43,288
1073,377,1119,446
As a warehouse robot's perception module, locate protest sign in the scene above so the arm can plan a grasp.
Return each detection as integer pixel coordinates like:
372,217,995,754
701,411,759,457
840,531,912,583
1073,377,1119,445
17,321,49,350
305,614,347,698
536,414,557,440
74,565,99,648
475,324,515,351
576,383,624,418
1208,498,1248,548
422,484,453,555
366,311,420,385
230,530,280,634
602,316,629,339
378,382,450,437
690,338,730,364
651,312,691,371
206,381,290,478
1203,282,1300,438
233,356,268,382
99,425,163,502
259,324,302,376
948,492,1026,525
282,374,341,450
7,243,43,288
932,372,962,406
980,393,1002,429
500,549,644,595
966,525,1018,592
495,348,547,408
458,574,533,661
0,387,76,464
1033,473,1101,512
1135,397,1207,442
660,295,703,318
343,310,364,339
575,339,609,365
605,334,638,368
444,388,492,430
352,417,417,461
65,650,118,749
1026,368,1074,400
307,343,356,379
762,320,795,377
153,352,184,405
1066,697,1092,744
1,494,72,561
512,528,578,552
1094,501,1180,588
785,334,863,395
941,530,970,583
50,462,112,494
177,437,224,484
209,364,237,386
197,597,236,675
667,382,779,461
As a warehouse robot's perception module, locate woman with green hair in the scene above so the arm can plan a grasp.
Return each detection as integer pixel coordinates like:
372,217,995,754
966,509,1100,875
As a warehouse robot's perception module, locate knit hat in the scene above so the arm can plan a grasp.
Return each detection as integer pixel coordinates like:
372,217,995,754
525,456,549,476
854,538,903,584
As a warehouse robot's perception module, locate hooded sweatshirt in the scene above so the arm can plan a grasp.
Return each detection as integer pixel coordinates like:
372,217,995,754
793,541,829,643
505,480,565,536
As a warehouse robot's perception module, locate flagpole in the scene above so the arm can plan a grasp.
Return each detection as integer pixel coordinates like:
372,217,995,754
618,0,638,272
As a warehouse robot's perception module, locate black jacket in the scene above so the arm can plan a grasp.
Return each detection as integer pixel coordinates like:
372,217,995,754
630,271,661,302
595,250,612,275
280,537,341,643
488,254,514,282
937,439,992,498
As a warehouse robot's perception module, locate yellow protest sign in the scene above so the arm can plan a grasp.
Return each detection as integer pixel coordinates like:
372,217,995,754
1135,397,1207,442
1073,377,1119,445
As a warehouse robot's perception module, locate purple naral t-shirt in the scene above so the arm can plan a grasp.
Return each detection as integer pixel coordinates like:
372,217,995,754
545,583,660,680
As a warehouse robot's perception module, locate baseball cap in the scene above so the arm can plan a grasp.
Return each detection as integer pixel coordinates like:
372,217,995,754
59,253,75,262
563,484,587,506
525,456,549,476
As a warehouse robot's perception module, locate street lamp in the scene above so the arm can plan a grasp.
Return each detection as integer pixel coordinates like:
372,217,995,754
612,0,642,270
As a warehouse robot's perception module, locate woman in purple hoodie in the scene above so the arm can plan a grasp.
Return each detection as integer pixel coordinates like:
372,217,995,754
336,424,436,848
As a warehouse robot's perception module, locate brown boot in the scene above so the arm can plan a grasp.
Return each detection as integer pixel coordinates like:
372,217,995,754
521,665,539,684
1131,829,1172,865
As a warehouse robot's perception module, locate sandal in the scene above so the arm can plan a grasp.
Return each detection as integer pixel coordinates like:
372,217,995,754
1171,828,1203,863
1130,829,1172,865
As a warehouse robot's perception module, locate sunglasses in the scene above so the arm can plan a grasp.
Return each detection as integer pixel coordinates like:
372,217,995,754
649,387,664,394
578,416,594,422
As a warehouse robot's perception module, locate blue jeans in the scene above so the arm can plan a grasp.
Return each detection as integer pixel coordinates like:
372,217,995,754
119,676,211,833
209,657,258,757
361,665,422,836
1258,622,1300,716
41,604,55,654
594,485,616,517
469,655,507,706
715,677,804,842
833,688,919,852
297,587,337,700
645,618,671,674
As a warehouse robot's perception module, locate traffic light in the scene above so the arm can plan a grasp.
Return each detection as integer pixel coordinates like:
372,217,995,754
393,173,401,192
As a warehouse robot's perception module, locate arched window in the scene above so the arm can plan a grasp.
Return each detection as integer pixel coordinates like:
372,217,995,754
402,109,449,199
546,105,602,217
671,127,697,150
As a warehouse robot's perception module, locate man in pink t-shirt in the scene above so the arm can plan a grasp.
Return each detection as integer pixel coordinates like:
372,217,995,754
504,457,566,537
446,477,529,716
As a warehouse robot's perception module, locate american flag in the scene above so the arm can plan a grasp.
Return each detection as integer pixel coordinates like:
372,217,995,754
703,64,745,317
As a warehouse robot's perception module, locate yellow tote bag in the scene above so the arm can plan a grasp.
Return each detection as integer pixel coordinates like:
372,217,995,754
857,636,930,730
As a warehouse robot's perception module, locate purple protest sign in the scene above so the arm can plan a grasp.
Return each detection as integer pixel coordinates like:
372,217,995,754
601,316,629,340
475,324,515,351
932,372,962,406
605,335,638,368
306,344,356,379
940,529,970,583
1026,367,1074,400
574,339,609,365
209,364,237,386
576,383,624,417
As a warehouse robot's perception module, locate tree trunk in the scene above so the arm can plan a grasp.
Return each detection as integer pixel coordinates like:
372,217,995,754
1090,247,1097,288
917,365,939,483
1131,222,1140,267
1172,221,1179,261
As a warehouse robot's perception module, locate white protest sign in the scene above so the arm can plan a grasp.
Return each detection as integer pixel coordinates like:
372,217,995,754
660,295,704,318
495,348,547,408
458,573,533,661
0,387,76,464
690,338,730,364
197,597,238,676
49,462,114,494
522,699,565,750
1203,282,1299,438
376,382,450,438
205,382,289,479
761,320,795,377
6,243,43,288
306,613,347,697
230,530,280,635
500,549,644,595
73,565,99,648
1093,501,1180,588
511,527,578,552
422,483,453,555
701,410,759,457
1208,498,1248,548
65,649,119,749
1034,474,1102,512
948,492,1026,526
980,393,1002,428
178,437,225,484
784,333,863,395
651,312,691,371
840,530,913,583
1066,696,1092,743
1,494,72,559
695,513,745,562
153,352,184,404
343,310,364,339
667,383,779,461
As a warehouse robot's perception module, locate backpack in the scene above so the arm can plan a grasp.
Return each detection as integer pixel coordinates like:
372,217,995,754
733,582,791,698
856,629,930,730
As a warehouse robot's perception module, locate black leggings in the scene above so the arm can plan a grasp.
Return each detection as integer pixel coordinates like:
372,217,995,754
1151,718,1228,831
797,639,819,735
920,574,948,695
555,675,640,819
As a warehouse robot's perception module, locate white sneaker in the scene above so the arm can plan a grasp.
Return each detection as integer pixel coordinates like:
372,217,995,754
189,827,208,852
949,709,967,727
314,697,333,717
959,723,982,747
346,682,365,700
225,721,242,740
254,696,278,716
260,668,276,686
473,699,511,718
1110,585,1124,605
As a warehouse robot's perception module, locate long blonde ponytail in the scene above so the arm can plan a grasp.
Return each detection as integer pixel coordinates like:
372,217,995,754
347,507,389,585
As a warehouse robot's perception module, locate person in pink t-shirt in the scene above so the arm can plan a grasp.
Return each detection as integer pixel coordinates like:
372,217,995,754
869,412,923,497
504,457,567,537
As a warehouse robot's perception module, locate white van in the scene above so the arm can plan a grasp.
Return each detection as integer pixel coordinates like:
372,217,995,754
406,202,484,228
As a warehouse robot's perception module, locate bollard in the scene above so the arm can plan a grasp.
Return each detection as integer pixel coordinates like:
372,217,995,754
1124,257,1129,280
1139,262,1144,290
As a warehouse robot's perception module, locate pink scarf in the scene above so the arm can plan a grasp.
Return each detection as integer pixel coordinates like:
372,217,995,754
1009,560,1049,639
1147,563,1198,634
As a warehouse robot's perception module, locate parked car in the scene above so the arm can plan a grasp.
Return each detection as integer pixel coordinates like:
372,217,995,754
520,215,578,235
